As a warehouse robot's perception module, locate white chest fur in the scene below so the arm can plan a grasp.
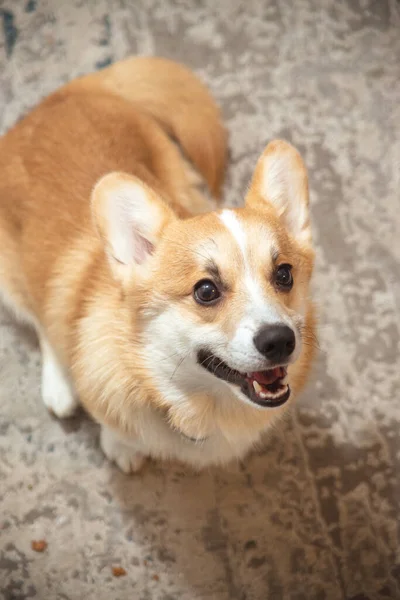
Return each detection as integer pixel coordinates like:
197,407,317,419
99,403,267,473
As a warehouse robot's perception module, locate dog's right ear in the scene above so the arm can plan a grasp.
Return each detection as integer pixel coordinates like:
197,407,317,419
91,172,176,279
246,140,311,245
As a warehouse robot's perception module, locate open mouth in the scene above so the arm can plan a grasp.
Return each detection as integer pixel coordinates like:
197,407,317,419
197,350,291,408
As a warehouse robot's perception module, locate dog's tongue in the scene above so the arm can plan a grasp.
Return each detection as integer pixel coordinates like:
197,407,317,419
251,367,285,385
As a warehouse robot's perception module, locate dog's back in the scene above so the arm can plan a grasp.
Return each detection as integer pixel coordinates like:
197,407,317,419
67,56,227,198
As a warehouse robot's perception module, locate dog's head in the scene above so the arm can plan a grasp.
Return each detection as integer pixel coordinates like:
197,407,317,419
92,140,315,437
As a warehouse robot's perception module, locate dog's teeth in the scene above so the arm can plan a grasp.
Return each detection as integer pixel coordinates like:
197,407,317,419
253,380,262,394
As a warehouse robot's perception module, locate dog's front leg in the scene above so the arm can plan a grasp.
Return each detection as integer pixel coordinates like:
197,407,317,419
100,425,145,474
40,335,79,418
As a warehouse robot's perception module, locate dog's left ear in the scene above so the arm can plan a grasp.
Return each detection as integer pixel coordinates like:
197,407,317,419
246,140,311,244
91,172,176,279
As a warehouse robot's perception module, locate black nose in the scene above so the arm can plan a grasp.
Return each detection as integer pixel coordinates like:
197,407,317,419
253,325,296,362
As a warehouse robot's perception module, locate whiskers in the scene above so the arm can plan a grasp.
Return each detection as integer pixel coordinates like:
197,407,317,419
198,351,239,385
299,324,323,354
158,345,222,384
199,352,222,379
169,354,189,381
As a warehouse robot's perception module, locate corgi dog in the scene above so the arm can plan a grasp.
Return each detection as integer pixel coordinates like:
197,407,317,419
0,57,315,473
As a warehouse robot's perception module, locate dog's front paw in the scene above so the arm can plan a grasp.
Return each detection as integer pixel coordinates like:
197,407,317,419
41,363,78,418
100,426,145,474
41,337,78,418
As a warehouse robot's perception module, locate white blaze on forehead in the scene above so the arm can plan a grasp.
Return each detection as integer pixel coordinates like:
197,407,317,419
218,210,280,323
219,210,248,256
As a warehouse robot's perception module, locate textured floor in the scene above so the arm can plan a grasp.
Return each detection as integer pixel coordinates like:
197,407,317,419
1,1,400,599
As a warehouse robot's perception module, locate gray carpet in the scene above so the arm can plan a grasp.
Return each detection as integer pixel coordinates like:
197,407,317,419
1,1,400,599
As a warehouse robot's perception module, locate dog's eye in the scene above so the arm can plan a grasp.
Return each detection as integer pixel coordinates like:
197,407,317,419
275,264,293,290
193,279,220,305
